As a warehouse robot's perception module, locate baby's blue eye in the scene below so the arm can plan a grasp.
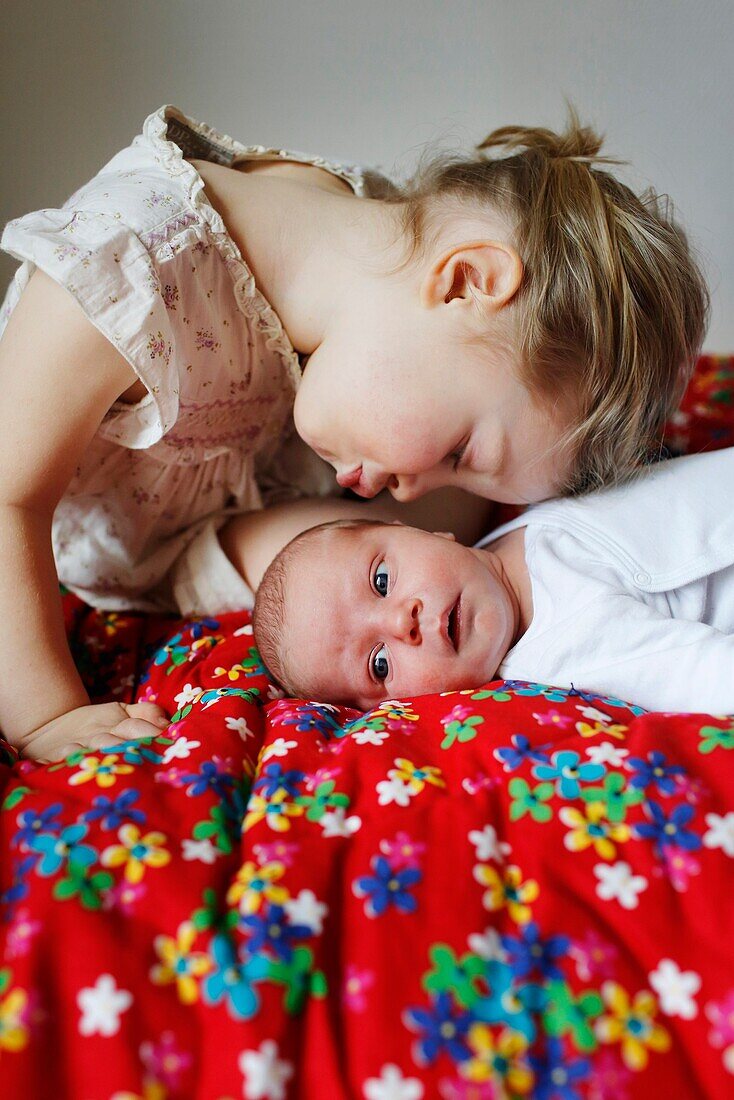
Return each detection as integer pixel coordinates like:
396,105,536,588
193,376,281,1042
374,562,389,596
371,645,390,681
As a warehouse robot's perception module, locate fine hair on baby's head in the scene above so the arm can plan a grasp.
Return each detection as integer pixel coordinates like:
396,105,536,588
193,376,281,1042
253,519,388,698
386,107,709,494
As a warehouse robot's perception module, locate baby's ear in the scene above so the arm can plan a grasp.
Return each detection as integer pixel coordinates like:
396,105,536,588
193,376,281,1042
432,530,456,541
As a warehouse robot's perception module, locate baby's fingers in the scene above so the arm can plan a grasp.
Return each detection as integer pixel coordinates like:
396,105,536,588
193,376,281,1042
110,717,171,741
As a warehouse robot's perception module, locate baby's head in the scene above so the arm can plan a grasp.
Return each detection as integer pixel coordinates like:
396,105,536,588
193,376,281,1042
294,110,708,506
253,520,519,711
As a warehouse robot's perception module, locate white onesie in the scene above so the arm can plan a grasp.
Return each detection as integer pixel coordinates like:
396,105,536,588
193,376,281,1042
1,106,385,615
478,448,734,713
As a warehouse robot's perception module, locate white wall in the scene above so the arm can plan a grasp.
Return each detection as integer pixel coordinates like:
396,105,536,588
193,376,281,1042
2,0,732,347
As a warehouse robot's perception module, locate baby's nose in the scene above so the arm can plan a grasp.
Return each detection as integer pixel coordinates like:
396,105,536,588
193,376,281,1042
390,598,422,644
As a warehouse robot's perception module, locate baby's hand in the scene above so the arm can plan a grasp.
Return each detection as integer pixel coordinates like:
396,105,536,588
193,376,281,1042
18,702,170,764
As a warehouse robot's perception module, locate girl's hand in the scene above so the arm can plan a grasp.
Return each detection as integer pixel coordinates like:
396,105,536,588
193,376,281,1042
18,702,170,764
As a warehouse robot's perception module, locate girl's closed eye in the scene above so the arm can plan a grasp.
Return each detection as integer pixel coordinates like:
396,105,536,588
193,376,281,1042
448,438,469,473
371,644,390,681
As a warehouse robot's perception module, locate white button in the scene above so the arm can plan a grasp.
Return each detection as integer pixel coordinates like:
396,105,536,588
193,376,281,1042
634,571,651,585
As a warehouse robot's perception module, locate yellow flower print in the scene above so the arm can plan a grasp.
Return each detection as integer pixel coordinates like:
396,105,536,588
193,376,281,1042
559,803,630,860
112,1081,166,1100
0,987,29,1053
388,758,445,795
213,663,248,681
462,1024,532,1092
244,791,304,834
150,922,211,1005
595,981,671,1070
372,701,420,723
576,720,628,740
226,861,289,915
68,754,135,789
102,824,171,884
473,863,539,924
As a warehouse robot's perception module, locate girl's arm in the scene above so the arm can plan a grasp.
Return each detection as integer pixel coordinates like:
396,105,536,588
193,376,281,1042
0,271,169,760
218,489,496,593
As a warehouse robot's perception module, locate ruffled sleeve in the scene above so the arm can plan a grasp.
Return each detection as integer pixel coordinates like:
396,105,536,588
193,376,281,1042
1,205,179,448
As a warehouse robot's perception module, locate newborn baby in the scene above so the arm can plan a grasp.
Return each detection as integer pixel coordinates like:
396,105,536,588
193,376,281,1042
253,449,734,713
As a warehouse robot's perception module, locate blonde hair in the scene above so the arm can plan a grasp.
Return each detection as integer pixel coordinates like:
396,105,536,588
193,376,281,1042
389,109,709,493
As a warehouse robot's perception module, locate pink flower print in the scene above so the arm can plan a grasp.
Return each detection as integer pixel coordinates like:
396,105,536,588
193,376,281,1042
588,1049,632,1100
533,707,575,729
145,190,173,209
441,704,473,726
140,1030,192,1089
379,831,426,870
305,767,341,792
6,909,41,959
706,991,734,1049
439,1079,497,1100
155,766,188,789
658,845,701,892
569,930,618,982
253,840,298,867
147,331,171,364
673,772,708,805
162,284,180,310
103,880,146,915
461,773,499,796
342,965,374,1012
195,329,221,353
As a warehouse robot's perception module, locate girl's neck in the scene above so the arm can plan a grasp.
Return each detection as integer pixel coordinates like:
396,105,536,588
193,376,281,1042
202,167,408,354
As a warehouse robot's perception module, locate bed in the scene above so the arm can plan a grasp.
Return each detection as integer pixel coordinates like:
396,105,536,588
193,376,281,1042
1,355,733,1099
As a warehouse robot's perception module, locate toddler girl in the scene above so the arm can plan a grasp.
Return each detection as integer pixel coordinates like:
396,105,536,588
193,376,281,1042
0,105,707,760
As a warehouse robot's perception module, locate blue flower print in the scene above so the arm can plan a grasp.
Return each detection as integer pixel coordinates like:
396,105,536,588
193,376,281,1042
84,790,146,831
404,991,474,1065
501,922,570,981
182,761,236,799
254,763,306,799
118,741,164,766
472,959,542,1041
189,617,220,640
502,682,571,703
0,855,36,906
529,1037,590,1099
533,751,604,799
280,705,342,737
28,824,97,876
240,904,311,962
203,933,268,1020
567,686,645,716
627,751,684,796
634,801,701,855
353,856,421,918
494,734,551,773
13,803,63,848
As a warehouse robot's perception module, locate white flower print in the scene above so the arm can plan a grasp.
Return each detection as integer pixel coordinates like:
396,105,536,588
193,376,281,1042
174,683,203,710
239,1040,293,1100
594,861,648,909
649,959,701,1019
586,742,629,767
234,623,254,637
577,705,612,723
262,738,298,761
77,974,132,1036
182,838,221,864
284,889,328,934
375,778,413,807
468,825,511,863
226,716,256,741
703,812,734,857
467,927,507,962
363,1063,424,1100
162,736,201,764
352,728,389,746
321,807,362,838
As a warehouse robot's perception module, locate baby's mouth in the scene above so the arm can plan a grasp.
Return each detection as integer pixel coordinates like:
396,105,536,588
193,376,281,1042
447,597,462,652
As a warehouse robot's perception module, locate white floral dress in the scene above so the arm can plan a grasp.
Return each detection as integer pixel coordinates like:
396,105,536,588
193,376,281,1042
0,106,383,614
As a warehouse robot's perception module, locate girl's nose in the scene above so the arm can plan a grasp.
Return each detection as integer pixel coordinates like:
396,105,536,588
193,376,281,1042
388,598,422,644
389,470,437,502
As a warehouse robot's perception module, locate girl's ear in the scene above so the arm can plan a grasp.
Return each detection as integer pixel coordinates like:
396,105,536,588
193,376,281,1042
421,240,523,314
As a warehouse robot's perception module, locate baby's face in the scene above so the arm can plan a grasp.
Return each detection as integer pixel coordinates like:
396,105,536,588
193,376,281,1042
281,524,519,710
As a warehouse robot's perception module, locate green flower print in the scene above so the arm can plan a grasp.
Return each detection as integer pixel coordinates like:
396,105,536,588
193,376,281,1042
698,724,734,754
423,944,486,1009
579,772,644,823
509,779,555,823
543,979,603,1052
441,715,485,750
296,781,350,823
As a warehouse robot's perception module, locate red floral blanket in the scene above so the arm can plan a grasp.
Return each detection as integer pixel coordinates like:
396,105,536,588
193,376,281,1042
0,356,733,1100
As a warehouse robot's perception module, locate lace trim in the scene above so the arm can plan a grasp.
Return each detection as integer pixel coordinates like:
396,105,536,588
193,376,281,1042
142,105,367,392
